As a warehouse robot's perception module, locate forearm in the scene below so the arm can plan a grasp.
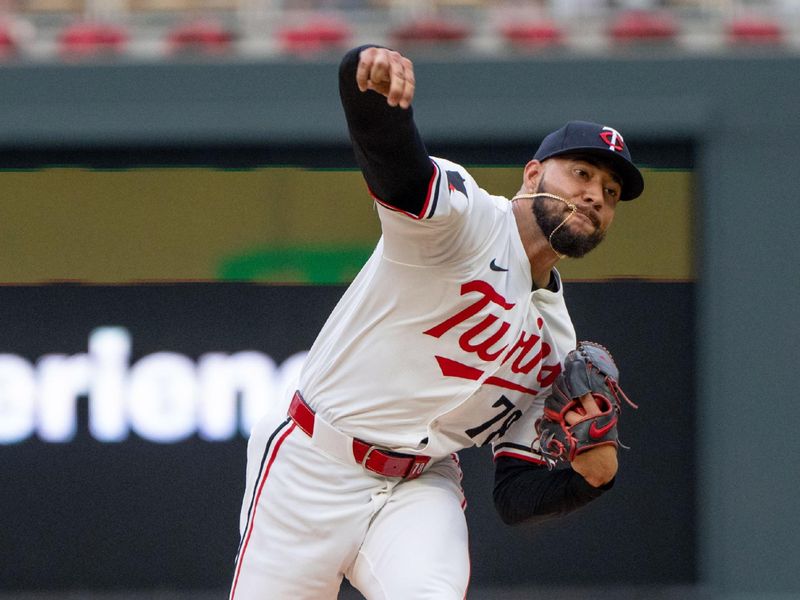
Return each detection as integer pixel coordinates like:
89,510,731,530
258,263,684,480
493,456,613,526
338,45,434,213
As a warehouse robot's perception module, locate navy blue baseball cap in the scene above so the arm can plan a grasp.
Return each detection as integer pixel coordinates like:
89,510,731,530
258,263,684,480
533,120,645,201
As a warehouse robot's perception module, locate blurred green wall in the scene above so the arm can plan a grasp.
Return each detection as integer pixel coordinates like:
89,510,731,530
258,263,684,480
0,167,691,283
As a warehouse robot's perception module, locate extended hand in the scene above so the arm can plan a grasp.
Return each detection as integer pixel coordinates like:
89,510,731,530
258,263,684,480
566,393,618,487
356,47,416,109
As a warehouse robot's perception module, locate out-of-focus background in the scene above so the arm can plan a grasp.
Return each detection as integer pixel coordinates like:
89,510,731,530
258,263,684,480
0,1,797,599
0,0,798,61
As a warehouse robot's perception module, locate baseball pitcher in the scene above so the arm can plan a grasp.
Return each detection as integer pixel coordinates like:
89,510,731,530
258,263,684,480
229,45,644,599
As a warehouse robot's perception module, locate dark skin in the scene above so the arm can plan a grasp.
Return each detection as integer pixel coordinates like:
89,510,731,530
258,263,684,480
356,46,623,487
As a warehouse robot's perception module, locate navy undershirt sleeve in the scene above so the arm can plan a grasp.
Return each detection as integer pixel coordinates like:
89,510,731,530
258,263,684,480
493,455,613,525
338,45,435,215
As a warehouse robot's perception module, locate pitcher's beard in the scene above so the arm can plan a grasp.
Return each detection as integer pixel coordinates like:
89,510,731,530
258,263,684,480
531,182,605,259
531,200,603,258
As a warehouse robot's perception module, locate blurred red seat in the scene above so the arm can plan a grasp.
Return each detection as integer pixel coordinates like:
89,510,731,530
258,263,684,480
501,20,563,49
168,18,234,55
610,10,678,42
277,18,350,55
0,22,18,58
727,17,783,45
390,18,471,45
59,21,128,57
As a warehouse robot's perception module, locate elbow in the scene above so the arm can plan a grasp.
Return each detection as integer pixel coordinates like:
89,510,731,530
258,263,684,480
492,485,515,525
494,502,522,526
492,480,570,527
492,486,534,526
493,497,554,527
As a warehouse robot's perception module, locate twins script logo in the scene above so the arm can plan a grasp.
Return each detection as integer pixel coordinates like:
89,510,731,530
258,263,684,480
599,126,625,152
423,280,562,395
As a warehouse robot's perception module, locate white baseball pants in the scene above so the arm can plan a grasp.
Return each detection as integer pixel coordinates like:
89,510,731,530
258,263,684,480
229,409,470,600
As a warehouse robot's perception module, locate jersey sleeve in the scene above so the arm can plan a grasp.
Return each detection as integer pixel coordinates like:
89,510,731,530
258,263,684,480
376,157,507,267
491,401,548,466
370,156,446,221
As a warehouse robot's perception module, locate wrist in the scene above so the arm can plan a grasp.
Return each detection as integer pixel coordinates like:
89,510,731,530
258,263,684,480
582,471,616,488
571,445,618,487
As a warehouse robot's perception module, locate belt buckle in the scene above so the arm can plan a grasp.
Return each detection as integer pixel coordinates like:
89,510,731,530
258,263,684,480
360,444,429,479
360,445,379,469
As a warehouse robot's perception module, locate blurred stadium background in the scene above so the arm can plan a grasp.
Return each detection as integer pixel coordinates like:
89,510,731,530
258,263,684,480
0,1,797,600
0,0,797,60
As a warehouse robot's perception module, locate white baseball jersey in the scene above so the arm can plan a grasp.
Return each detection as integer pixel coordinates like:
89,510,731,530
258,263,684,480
298,156,577,460
232,156,579,600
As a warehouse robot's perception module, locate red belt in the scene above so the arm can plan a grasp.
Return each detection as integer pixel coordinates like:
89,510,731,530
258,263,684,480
288,391,431,480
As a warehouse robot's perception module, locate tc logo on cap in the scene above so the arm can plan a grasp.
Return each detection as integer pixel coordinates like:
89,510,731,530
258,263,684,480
599,126,625,152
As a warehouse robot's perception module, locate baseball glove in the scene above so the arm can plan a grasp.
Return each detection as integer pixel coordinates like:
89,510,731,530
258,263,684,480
535,341,637,466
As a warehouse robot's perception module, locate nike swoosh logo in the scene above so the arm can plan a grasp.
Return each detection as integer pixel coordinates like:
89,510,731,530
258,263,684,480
589,417,617,439
489,259,508,272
